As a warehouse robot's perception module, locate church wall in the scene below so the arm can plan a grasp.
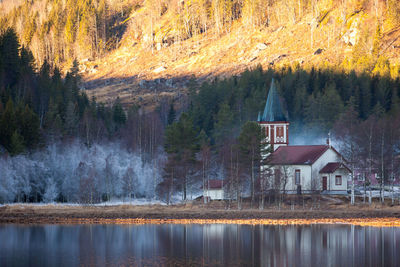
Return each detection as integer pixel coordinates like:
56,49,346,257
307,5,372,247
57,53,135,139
329,169,349,191
288,165,312,191
268,165,312,192
265,148,349,193
312,148,347,191
312,148,341,174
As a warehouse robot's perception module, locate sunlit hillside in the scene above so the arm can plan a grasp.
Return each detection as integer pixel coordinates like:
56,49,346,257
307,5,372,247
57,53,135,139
1,0,400,107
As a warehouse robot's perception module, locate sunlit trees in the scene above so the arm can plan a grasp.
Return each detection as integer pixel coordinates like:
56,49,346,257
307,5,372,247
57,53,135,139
242,0,268,27
386,0,400,28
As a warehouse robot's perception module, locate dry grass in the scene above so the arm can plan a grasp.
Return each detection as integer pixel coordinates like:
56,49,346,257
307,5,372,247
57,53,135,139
1,197,400,224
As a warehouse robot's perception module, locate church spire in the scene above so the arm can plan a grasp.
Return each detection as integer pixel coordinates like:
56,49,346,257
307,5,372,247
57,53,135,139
257,78,289,153
260,78,287,122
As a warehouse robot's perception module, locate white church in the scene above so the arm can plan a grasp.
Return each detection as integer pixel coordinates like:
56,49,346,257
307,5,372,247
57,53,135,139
258,79,351,194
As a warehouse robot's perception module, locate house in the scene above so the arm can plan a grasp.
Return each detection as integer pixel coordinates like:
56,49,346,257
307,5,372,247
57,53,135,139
353,168,400,187
258,79,351,194
203,180,225,200
353,168,380,186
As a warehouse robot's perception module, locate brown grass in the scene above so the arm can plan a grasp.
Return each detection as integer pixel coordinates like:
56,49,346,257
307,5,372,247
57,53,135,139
1,197,400,225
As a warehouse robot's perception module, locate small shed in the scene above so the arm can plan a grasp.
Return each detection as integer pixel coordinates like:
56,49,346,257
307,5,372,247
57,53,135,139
203,180,225,200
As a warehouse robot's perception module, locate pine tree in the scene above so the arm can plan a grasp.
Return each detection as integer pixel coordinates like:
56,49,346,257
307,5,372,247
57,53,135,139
213,102,234,143
0,98,16,152
238,121,264,207
167,103,176,125
20,105,40,149
10,131,25,155
113,98,126,127
0,28,20,90
64,101,78,136
164,113,199,200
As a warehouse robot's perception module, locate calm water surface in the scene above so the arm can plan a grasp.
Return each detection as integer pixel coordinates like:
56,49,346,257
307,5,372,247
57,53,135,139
0,224,399,267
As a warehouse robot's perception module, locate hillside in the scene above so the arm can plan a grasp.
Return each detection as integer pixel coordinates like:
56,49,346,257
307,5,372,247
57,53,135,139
82,0,400,108
2,0,400,108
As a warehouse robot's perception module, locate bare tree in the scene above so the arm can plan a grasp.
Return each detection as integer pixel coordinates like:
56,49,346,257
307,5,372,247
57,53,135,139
333,101,360,205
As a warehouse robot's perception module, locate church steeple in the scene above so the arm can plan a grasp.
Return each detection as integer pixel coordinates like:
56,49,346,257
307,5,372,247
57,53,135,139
258,78,289,153
258,78,287,122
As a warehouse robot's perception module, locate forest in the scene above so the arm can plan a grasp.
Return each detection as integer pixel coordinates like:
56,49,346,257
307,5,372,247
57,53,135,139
0,26,400,205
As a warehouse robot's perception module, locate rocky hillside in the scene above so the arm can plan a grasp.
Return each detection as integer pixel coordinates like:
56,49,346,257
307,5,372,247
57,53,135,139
2,0,400,109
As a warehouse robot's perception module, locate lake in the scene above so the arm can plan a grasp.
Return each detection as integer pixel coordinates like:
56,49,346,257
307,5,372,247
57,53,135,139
1,223,399,266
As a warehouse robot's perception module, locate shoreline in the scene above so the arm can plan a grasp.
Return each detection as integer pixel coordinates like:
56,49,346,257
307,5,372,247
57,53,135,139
1,202,400,226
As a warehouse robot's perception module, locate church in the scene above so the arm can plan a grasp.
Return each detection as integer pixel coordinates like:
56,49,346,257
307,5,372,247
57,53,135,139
258,79,351,194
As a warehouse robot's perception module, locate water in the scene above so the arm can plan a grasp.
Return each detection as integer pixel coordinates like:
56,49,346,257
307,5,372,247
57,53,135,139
0,224,399,266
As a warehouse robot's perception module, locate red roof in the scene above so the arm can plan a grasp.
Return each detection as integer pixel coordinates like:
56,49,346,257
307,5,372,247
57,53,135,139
267,145,329,165
206,180,224,189
320,162,351,173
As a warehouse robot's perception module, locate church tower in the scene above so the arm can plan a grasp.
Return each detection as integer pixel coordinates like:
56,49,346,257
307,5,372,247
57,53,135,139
257,78,289,156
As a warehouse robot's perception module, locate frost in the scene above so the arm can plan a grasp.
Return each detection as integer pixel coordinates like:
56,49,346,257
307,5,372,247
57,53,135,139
0,140,165,204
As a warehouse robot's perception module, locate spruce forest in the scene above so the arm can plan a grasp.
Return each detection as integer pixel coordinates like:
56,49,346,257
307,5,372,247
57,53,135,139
0,0,400,204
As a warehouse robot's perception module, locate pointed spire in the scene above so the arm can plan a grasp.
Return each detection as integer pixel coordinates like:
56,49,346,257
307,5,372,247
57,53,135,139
260,78,287,122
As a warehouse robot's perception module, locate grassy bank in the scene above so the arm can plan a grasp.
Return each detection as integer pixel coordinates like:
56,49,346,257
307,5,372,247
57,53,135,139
1,196,400,225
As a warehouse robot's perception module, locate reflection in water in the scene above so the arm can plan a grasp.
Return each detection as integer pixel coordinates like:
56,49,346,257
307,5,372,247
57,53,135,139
0,224,399,266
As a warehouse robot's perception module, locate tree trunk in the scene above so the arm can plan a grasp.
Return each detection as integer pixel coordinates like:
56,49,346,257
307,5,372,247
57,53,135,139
380,132,385,203
251,153,254,208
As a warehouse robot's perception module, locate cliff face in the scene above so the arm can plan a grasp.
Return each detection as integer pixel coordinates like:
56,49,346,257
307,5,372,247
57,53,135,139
2,0,400,108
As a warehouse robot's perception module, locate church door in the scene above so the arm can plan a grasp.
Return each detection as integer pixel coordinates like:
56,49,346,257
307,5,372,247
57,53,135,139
322,176,327,191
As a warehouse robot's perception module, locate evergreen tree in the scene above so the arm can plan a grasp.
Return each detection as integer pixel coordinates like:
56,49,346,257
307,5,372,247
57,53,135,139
238,121,264,207
164,113,199,200
0,98,16,152
10,131,25,155
20,105,40,149
167,103,176,125
112,98,126,127
0,28,20,90
213,102,234,143
64,101,78,136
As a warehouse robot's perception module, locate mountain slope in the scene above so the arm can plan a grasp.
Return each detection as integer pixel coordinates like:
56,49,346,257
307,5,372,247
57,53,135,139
2,0,400,108
82,1,400,108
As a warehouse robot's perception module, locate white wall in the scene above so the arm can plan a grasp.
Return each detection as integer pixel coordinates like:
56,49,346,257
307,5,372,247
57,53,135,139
312,148,341,175
265,147,347,192
266,165,311,191
204,189,224,200
282,165,311,191
323,169,348,191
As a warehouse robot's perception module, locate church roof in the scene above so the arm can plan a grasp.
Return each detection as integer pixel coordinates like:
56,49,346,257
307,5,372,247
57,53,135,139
320,162,351,173
267,145,330,165
259,78,287,122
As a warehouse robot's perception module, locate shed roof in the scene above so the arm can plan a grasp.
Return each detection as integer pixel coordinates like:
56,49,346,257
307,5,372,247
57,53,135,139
320,162,352,173
206,180,224,189
267,145,330,165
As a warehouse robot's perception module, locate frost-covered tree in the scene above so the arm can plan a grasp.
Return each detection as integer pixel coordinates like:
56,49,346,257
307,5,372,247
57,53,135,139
43,178,58,203
0,140,164,204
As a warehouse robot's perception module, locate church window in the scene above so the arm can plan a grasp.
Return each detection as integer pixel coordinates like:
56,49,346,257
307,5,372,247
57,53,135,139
335,175,342,185
295,170,300,185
